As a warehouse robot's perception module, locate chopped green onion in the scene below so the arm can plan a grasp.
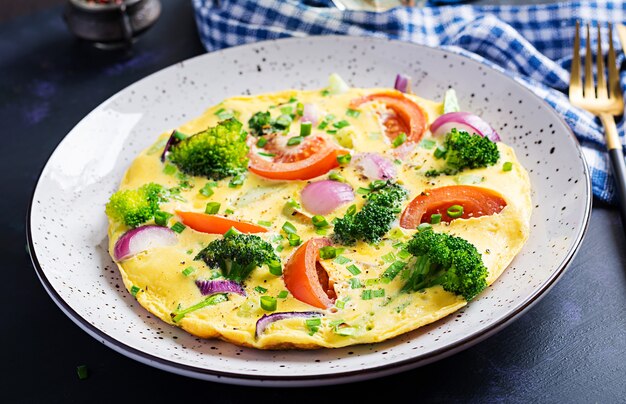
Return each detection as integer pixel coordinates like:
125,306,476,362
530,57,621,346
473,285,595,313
346,108,361,118
334,255,351,265
258,220,272,227
398,249,411,260
349,278,362,289
455,174,484,185
357,187,371,195
318,120,329,129
205,202,221,215
258,152,275,158
278,290,289,299
199,183,215,197
256,137,268,147
311,215,329,228
319,246,337,260
130,285,140,297
287,96,298,103
381,252,396,263
333,120,350,129
430,213,442,224
224,209,235,215
361,289,372,300
337,153,352,165
447,205,464,218
306,317,321,335
274,114,292,129
347,264,361,275
326,129,337,135
321,89,330,97
268,260,282,276
288,233,302,246
282,221,297,235
334,325,356,336
300,122,312,137
228,174,245,188
254,286,268,294
417,223,432,232
346,204,357,216
182,267,195,277
76,365,89,380
154,211,173,227
224,226,241,237
280,106,293,115
392,132,407,148
419,139,436,149
163,164,177,175
296,102,304,116
373,289,385,298
434,145,447,159
260,296,277,311
443,88,461,114
287,136,303,146
172,294,227,322
170,221,186,233
503,162,513,172
315,228,328,235
382,261,406,281
335,300,346,309
328,171,346,182
215,108,235,120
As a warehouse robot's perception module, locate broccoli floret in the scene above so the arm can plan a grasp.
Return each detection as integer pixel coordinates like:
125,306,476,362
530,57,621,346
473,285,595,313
168,118,249,180
430,129,499,176
402,227,488,301
195,232,280,283
333,181,408,245
105,183,164,228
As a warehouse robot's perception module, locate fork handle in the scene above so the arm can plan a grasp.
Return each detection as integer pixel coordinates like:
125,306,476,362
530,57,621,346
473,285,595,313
600,112,626,238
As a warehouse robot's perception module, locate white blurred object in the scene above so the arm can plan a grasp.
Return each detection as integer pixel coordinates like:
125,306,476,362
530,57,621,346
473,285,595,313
331,0,423,11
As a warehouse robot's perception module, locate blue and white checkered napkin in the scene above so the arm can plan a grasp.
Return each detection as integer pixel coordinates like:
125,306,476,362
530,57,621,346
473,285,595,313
192,0,626,204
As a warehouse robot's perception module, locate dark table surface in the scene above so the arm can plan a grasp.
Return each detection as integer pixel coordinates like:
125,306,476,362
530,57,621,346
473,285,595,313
3,1,626,403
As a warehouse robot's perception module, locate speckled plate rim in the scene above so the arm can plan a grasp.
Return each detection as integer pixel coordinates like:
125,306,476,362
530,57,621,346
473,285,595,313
27,35,593,387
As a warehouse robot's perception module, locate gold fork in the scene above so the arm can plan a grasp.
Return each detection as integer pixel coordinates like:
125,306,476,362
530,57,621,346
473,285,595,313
569,21,626,234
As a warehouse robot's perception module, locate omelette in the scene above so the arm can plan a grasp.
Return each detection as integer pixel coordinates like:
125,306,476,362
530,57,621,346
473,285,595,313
105,75,531,349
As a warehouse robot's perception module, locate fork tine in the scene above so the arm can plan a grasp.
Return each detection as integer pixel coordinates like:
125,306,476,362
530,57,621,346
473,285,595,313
584,23,595,98
607,23,621,100
570,21,583,99
596,24,608,99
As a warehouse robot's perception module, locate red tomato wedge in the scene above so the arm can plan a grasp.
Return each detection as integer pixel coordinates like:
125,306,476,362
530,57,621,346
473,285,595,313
283,238,336,309
399,185,507,229
351,91,427,144
176,211,267,234
249,133,347,180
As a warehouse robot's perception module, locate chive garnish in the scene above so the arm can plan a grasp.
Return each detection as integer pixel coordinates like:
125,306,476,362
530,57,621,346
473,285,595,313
258,220,272,227
319,246,337,260
260,296,277,311
130,285,140,297
334,255,351,265
346,108,361,118
170,221,186,233
288,233,301,246
392,132,407,148
503,162,513,171
163,164,177,175
447,205,464,218
382,261,406,281
205,202,221,214
254,286,268,294
430,213,442,224
172,294,227,322
434,145,447,158
333,120,350,129
287,136,303,146
300,122,312,137
268,260,282,276
328,171,345,182
419,139,436,149
312,215,329,228
154,211,172,226
347,264,361,275
337,153,352,165
76,365,89,380
199,183,215,197
278,290,289,298
182,267,195,277
349,278,362,289
256,137,268,147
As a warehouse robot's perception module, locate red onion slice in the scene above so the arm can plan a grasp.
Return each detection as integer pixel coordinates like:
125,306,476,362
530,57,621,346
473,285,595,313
301,103,319,126
394,73,412,93
354,153,397,180
255,311,321,338
113,225,178,261
300,180,355,215
195,279,246,296
160,130,185,162
429,112,501,142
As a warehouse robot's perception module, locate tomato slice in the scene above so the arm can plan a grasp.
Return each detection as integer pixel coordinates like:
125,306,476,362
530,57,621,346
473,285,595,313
351,91,427,144
399,185,507,229
283,238,336,309
176,211,267,234
249,133,347,181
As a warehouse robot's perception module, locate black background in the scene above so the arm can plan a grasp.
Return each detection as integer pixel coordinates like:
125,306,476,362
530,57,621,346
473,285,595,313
3,1,626,402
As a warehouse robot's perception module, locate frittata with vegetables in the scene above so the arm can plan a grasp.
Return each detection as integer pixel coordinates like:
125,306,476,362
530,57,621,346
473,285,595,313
105,74,532,349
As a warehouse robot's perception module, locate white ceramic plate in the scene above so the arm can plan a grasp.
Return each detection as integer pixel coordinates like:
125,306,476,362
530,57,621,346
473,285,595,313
27,36,591,387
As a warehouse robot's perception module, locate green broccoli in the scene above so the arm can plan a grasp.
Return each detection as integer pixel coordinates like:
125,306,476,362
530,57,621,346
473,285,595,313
105,183,165,228
168,118,249,180
401,226,488,301
427,128,499,176
333,181,408,245
195,232,280,283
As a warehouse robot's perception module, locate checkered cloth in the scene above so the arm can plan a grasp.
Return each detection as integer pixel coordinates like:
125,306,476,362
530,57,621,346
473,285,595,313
192,0,626,204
